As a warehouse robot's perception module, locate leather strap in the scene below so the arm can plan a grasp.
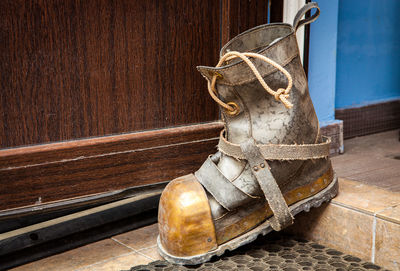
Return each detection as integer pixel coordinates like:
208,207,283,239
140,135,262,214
218,130,331,160
240,138,293,231
293,2,320,32
195,156,251,211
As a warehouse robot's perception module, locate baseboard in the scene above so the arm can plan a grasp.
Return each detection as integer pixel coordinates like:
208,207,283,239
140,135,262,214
0,122,223,216
0,116,351,217
320,120,344,157
335,99,400,139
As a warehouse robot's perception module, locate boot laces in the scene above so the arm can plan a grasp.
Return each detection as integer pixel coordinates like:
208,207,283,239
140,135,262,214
207,51,293,115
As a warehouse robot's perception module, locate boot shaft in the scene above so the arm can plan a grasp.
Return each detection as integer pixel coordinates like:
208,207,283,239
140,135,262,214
198,24,320,146
157,4,339,264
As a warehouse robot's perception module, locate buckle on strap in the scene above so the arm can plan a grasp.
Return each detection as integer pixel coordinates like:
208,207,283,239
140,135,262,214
218,130,331,161
240,138,294,231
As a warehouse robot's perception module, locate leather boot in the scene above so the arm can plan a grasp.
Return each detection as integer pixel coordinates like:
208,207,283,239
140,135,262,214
157,3,338,265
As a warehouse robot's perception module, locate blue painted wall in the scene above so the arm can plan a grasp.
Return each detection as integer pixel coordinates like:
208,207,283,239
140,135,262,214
335,0,400,109
308,0,339,123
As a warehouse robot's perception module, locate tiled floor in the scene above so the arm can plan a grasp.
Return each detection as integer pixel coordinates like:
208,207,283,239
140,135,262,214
288,129,400,270
331,129,400,191
10,224,162,271
286,178,400,270
11,130,400,271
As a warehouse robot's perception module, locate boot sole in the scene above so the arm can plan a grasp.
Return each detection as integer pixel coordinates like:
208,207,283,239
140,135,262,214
157,173,338,265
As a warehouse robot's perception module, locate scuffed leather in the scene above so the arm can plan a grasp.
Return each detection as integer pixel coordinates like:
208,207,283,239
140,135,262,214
195,23,329,221
195,156,250,211
240,138,293,231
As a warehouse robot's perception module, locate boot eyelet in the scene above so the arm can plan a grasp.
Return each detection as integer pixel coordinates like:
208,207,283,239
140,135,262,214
225,102,240,116
208,71,223,79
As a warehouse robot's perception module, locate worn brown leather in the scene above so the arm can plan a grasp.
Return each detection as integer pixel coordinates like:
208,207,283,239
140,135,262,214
158,2,334,261
195,22,331,223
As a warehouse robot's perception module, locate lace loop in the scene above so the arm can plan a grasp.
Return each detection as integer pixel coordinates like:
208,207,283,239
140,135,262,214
207,51,294,113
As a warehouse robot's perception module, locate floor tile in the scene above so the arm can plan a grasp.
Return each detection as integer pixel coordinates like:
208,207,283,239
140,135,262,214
332,154,399,180
77,252,152,271
374,217,400,271
113,223,158,250
332,178,400,214
377,204,400,225
348,164,400,191
331,130,400,192
285,202,374,261
10,239,131,271
342,130,400,158
138,246,163,261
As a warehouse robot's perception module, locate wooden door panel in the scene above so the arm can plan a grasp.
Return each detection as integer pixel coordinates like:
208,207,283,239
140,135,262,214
0,0,221,148
0,0,282,215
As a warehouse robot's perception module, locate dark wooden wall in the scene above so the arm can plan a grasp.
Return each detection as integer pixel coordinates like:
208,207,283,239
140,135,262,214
0,0,282,148
221,0,282,44
1,0,222,148
0,0,282,213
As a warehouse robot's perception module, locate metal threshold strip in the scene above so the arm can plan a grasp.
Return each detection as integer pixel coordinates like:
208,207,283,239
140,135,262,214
0,188,163,257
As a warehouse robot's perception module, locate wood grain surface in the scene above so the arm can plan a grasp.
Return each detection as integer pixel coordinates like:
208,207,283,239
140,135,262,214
221,0,271,45
0,0,221,148
0,0,283,214
0,122,223,212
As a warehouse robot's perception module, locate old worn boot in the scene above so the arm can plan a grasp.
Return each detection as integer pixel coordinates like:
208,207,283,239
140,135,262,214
157,3,338,265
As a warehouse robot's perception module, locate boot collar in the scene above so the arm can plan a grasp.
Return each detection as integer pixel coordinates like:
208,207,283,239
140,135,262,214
197,24,299,86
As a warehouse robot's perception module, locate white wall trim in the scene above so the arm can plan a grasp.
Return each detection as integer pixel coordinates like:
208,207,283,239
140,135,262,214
283,0,306,63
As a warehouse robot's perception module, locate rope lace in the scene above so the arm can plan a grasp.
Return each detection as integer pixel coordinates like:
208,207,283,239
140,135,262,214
208,51,294,114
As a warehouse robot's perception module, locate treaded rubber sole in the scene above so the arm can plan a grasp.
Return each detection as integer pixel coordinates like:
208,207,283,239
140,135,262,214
157,173,339,265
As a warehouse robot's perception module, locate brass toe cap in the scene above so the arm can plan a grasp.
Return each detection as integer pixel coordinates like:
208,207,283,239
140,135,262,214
158,174,217,257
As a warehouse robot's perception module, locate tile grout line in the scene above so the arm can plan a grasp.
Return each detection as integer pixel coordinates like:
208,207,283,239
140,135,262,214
72,251,138,271
110,237,137,252
374,203,400,225
137,244,158,252
376,203,400,214
135,249,157,262
111,237,155,261
331,201,374,217
331,200,400,225
371,213,377,263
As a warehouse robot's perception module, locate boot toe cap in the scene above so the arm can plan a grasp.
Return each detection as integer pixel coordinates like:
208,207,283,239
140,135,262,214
158,174,217,257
